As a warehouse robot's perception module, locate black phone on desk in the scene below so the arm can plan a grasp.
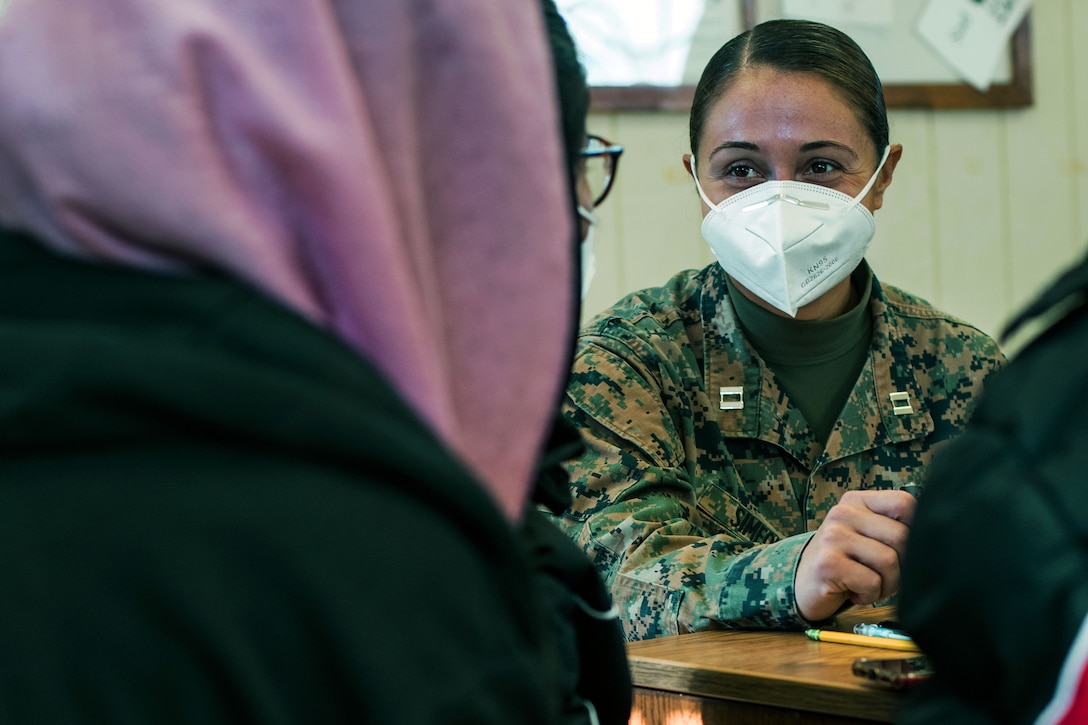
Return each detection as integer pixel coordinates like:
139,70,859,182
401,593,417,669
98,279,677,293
852,655,934,690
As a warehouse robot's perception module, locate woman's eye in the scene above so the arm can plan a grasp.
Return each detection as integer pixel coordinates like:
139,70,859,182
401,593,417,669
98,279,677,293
807,160,839,175
724,164,759,179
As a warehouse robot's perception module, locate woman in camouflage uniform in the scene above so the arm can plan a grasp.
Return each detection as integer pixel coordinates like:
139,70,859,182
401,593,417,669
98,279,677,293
555,19,1006,639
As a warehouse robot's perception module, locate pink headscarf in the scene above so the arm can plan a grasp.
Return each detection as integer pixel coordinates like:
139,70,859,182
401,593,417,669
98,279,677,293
0,0,574,521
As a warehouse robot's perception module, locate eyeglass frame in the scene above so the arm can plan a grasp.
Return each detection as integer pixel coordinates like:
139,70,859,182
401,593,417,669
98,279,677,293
578,134,624,208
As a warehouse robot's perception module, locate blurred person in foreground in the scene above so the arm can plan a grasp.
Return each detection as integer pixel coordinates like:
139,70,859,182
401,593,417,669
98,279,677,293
520,1,631,722
0,0,618,721
898,252,1088,725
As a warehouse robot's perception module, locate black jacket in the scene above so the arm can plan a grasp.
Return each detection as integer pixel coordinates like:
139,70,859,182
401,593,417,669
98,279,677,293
0,230,627,723
898,253,1088,724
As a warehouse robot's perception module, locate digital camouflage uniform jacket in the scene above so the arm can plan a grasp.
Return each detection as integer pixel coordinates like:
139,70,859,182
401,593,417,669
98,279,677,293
555,262,1005,640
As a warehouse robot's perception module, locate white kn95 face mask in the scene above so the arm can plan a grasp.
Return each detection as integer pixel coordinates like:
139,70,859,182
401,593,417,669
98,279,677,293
692,146,890,317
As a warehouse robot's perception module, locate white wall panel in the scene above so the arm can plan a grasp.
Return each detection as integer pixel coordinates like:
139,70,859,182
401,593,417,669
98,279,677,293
1005,0,1081,334
930,114,1007,338
1071,0,1088,262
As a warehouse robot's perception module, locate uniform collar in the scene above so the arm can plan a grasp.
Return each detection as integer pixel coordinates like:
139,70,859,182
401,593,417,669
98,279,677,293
701,262,934,469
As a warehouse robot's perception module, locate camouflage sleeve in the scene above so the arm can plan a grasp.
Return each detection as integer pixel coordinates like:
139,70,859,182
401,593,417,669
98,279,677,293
557,337,815,640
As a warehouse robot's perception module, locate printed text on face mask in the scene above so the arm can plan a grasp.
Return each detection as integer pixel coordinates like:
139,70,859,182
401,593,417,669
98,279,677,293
802,255,839,289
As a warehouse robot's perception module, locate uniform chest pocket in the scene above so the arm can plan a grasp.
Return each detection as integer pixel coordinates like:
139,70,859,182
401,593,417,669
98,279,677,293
694,457,801,544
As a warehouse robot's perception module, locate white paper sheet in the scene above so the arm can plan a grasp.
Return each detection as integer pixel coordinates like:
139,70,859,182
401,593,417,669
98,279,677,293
916,0,1033,91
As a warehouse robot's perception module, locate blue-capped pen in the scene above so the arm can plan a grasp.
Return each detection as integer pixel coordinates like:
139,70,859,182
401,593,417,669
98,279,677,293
853,623,913,641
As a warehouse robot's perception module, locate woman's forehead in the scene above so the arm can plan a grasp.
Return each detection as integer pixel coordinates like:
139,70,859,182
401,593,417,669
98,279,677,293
701,67,870,155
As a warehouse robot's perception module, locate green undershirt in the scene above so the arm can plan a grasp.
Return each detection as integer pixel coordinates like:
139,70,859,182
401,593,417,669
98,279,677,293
727,265,874,448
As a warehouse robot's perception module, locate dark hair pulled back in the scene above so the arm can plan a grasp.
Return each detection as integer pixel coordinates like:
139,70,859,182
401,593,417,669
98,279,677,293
541,0,588,177
688,19,888,165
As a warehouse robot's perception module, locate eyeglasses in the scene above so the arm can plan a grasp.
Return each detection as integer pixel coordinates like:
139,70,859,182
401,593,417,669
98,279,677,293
579,134,624,207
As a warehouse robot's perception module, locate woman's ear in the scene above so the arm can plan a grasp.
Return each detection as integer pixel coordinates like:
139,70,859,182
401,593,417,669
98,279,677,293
870,143,903,211
682,153,695,179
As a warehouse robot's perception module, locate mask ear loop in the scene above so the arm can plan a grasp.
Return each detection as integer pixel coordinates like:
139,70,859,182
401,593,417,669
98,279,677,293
576,205,598,301
576,204,598,227
688,157,719,210
851,145,892,204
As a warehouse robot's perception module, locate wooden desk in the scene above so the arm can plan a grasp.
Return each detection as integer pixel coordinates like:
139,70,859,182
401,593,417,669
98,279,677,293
627,606,909,724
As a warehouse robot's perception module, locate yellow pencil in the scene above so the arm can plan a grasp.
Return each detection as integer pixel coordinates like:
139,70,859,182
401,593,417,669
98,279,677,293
804,628,922,653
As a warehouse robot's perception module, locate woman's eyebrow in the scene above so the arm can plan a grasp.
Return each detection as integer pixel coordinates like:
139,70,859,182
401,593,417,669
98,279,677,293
708,140,859,159
707,140,759,159
799,140,858,159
